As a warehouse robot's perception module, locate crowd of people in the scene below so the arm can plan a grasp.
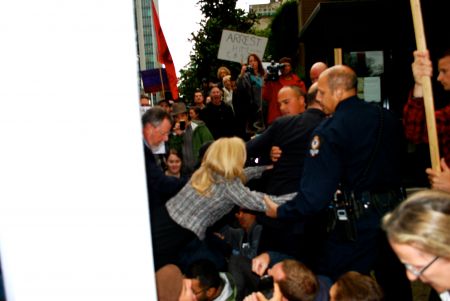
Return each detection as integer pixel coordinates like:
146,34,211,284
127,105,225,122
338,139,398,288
141,51,450,301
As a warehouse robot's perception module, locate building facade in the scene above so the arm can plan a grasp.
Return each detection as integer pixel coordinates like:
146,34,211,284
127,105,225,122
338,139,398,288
135,0,157,71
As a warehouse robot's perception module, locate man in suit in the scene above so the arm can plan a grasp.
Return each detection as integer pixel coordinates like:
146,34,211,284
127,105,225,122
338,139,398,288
142,107,188,269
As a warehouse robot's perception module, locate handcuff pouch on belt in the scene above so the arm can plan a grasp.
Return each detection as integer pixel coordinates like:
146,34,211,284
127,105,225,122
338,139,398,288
327,188,405,242
327,190,360,242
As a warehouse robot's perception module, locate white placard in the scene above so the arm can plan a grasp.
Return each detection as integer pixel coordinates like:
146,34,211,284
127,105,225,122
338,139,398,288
217,29,268,63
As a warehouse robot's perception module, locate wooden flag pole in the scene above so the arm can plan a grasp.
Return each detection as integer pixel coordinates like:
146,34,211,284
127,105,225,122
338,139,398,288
410,0,441,172
334,48,342,65
158,67,166,99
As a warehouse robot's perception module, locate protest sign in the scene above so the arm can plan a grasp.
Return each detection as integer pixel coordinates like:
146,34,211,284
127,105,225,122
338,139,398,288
217,29,268,63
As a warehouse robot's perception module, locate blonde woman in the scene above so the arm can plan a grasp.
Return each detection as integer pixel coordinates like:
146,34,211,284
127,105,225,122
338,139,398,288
382,189,450,300
151,137,295,270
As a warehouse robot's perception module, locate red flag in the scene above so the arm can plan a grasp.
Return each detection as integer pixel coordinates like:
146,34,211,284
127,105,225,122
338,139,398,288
151,1,179,100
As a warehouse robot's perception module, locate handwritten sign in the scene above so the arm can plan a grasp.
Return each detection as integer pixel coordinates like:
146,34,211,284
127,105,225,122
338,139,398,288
217,29,268,63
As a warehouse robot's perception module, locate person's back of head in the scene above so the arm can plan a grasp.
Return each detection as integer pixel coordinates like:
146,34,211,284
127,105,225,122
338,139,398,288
329,271,383,301
310,62,328,84
324,65,357,93
306,82,321,109
191,137,246,195
278,259,318,301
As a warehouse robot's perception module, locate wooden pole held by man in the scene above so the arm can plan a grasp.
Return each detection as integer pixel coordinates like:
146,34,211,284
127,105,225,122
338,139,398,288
410,0,441,172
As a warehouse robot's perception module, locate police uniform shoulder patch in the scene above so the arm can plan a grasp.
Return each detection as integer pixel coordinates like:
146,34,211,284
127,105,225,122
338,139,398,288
310,135,321,157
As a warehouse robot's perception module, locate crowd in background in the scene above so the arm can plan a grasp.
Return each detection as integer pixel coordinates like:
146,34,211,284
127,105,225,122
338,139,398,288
141,50,450,301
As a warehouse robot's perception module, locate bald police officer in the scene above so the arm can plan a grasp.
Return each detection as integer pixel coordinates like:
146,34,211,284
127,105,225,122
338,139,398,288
264,65,412,301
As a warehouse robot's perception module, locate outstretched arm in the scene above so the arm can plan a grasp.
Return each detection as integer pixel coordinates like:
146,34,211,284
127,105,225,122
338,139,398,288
226,179,296,212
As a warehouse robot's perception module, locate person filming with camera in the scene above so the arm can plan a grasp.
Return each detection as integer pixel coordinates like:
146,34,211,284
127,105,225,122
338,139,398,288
169,102,214,178
263,57,306,126
234,53,266,139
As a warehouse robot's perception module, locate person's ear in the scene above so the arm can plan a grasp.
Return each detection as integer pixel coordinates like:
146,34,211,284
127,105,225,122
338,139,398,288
334,87,344,101
144,123,153,134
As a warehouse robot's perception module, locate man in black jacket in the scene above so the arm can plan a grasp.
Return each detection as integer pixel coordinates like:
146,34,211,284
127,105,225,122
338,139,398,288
246,84,327,259
247,84,325,195
142,107,188,270
229,85,327,300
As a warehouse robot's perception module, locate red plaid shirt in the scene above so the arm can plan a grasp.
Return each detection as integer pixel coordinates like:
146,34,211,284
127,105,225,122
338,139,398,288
403,91,450,164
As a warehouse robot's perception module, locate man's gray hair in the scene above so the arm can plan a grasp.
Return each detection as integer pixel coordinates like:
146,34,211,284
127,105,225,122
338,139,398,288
141,106,173,127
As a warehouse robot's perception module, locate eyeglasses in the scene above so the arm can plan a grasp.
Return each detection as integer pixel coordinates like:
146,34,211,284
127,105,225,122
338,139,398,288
404,256,440,277
155,127,170,137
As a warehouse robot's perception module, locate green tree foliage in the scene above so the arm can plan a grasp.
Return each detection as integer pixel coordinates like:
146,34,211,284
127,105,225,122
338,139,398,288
265,1,300,66
178,0,256,102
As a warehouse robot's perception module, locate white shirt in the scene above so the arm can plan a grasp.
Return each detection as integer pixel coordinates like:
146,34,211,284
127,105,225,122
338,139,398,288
440,291,450,301
213,273,234,301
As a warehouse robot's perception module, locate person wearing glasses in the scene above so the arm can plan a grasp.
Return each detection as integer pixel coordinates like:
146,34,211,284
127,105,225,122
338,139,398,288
382,189,450,300
185,259,237,301
142,107,188,271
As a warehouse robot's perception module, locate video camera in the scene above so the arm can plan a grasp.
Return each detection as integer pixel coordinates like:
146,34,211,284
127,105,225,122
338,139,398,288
266,60,286,81
245,65,254,75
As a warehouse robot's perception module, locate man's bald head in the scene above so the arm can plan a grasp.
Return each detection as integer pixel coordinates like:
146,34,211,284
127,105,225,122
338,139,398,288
277,85,306,116
310,62,328,83
316,65,357,114
322,65,357,93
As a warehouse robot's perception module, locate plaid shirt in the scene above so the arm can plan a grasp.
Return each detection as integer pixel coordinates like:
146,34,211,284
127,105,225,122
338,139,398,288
166,166,296,240
403,92,450,164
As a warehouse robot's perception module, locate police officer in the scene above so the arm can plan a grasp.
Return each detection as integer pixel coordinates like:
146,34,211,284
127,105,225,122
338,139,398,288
264,65,412,300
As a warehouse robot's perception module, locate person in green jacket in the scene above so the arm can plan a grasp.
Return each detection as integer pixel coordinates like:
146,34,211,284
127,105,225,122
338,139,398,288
169,102,214,177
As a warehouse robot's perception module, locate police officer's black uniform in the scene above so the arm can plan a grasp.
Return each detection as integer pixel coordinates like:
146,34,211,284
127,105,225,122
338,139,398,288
277,96,412,300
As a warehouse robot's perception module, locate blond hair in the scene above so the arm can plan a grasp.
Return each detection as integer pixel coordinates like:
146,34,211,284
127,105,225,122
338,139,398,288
191,137,247,195
382,189,450,257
